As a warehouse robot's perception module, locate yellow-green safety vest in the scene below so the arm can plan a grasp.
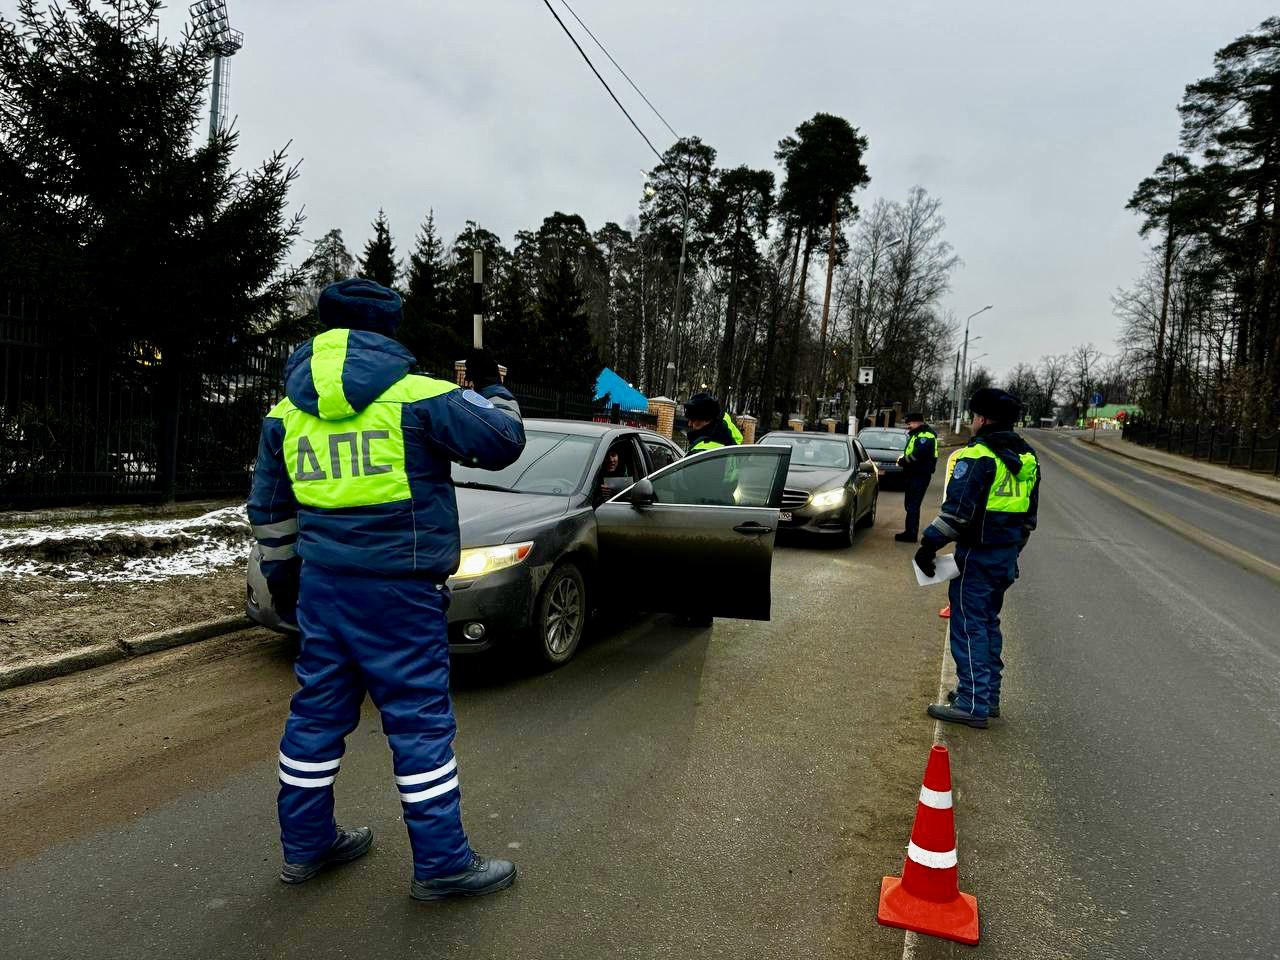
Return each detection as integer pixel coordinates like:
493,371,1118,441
904,429,938,462
950,444,1038,514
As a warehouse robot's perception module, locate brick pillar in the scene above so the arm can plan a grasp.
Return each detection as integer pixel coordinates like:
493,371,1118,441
823,418,837,433
788,417,804,431
648,397,676,439
737,415,757,445
453,360,467,386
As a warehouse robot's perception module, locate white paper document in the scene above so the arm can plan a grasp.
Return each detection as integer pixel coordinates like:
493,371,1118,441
913,553,960,587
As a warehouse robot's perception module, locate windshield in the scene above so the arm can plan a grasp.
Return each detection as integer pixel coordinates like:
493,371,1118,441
762,434,850,469
857,430,908,451
452,431,598,495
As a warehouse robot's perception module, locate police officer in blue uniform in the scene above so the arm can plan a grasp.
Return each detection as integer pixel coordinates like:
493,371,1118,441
893,412,938,543
913,388,1039,729
684,392,742,452
248,279,526,899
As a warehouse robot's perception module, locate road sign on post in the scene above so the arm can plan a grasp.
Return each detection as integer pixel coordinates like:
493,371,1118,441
858,367,875,385
1090,391,1103,408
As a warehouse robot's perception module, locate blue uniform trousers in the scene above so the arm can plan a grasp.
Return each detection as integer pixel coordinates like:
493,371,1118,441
902,473,932,538
277,563,472,880
947,544,1019,718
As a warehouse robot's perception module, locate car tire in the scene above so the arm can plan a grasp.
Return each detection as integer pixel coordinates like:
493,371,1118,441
532,561,587,667
856,491,877,530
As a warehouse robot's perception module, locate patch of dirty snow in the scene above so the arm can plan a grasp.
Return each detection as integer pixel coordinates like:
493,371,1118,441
0,505,252,583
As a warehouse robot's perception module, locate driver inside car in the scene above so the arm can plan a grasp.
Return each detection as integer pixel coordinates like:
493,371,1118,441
595,443,634,505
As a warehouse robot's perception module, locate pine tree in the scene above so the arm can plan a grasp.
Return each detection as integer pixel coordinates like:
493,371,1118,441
359,209,399,288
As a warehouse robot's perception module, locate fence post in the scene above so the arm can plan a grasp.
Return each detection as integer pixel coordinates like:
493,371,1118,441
611,403,621,425
1191,421,1199,459
1248,423,1258,470
1207,423,1217,463
155,365,181,503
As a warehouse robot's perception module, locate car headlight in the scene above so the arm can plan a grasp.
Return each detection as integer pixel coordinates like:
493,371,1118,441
809,488,846,510
453,542,533,580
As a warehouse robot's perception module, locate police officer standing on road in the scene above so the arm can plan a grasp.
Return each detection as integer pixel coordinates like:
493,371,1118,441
684,393,742,453
894,412,938,543
913,388,1039,729
247,279,526,900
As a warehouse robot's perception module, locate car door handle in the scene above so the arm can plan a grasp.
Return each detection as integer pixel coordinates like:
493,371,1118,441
733,522,773,535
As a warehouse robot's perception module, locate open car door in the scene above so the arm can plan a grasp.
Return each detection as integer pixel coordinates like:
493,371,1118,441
594,445,791,621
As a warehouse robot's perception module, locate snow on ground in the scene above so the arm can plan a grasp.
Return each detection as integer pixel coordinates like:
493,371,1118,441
0,505,252,583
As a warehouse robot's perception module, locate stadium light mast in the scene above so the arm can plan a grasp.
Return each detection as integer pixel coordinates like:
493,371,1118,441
189,0,244,141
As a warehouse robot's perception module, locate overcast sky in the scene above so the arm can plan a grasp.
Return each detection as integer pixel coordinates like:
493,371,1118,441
52,2,1280,379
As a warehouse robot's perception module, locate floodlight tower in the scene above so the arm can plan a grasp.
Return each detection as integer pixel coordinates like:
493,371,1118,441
190,0,244,141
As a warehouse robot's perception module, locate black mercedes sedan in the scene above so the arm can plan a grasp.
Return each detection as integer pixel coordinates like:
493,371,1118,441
246,420,792,668
855,426,911,487
757,431,879,545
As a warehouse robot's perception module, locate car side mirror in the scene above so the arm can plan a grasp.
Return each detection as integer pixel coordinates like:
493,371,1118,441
630,478,655,508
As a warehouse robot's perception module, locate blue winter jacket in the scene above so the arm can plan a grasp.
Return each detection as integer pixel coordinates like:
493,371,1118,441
921,427,1040,550
247,329,525,589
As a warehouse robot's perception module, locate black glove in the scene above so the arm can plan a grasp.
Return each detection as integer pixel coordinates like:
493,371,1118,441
464,348,502,390
914,544,937,577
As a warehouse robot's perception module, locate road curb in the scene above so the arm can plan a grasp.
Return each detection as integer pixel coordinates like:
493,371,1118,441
1039,441,1280,586
0,644,127,692
0,614,252,692
1081,437,1280,508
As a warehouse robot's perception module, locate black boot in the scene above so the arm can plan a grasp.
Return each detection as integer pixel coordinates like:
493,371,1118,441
410,853,518,901
946,688,999,718
893,532,917,542
927,702,988,729
280,826,373,884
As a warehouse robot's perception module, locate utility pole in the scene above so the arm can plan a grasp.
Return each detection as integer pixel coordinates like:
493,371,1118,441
847,277,863,436
949,349,960,431
471,249,484,349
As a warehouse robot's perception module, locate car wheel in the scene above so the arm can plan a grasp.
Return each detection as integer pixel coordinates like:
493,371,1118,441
856,491,877,529
533,561,587,667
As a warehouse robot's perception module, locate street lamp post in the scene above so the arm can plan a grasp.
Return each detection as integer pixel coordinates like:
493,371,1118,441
847,237,903,435
953,305,993,433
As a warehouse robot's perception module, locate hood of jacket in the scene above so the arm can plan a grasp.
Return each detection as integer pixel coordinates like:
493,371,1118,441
688,416,737,448
972,426,1035,478
284,328,415,420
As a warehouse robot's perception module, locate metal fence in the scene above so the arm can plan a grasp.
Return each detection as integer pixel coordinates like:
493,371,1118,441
1,299,618,507
1122,417,1280,476
1,303,290,506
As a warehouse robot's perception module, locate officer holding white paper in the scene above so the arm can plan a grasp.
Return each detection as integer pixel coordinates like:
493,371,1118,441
914,388,1040,729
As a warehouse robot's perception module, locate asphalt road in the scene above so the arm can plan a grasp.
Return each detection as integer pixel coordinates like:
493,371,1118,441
912,430,1280,960
0,498,949,960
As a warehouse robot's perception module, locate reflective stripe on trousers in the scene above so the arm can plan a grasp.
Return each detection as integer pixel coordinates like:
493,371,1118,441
947,544,1019,717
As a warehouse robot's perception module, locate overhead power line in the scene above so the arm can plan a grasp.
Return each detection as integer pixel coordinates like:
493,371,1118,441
555,0,680,142
537,0,665,162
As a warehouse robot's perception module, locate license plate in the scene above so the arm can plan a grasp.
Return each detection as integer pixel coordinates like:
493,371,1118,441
779,511,792,522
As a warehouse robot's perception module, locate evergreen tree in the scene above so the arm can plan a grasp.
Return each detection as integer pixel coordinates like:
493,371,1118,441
400,210,459,375
537,253,598,392
0,0,302,356
358,209,399,288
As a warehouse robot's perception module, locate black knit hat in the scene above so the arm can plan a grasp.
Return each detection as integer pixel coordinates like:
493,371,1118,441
317,278,402,335
684,392,722,423
969,388,1021,424
905,411,924,423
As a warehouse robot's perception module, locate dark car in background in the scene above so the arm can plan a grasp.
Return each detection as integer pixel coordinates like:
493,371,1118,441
757,431,878,545
855,426,911,487
247,420,791,668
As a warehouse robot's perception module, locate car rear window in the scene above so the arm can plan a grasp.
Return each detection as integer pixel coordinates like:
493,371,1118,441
760,434,850,469
858,430,907,450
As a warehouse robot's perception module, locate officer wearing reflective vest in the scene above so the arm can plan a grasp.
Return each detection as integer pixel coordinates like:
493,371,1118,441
914,388,1039,729
684,392,741,453
247,279,526,900
893,412,938,543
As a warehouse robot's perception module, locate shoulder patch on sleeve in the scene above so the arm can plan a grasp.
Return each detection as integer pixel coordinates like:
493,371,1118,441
461,389,494,409
952,460,970,480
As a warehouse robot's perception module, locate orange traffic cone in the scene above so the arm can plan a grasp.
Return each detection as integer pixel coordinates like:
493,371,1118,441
877,744,979,945
939,604,951,619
